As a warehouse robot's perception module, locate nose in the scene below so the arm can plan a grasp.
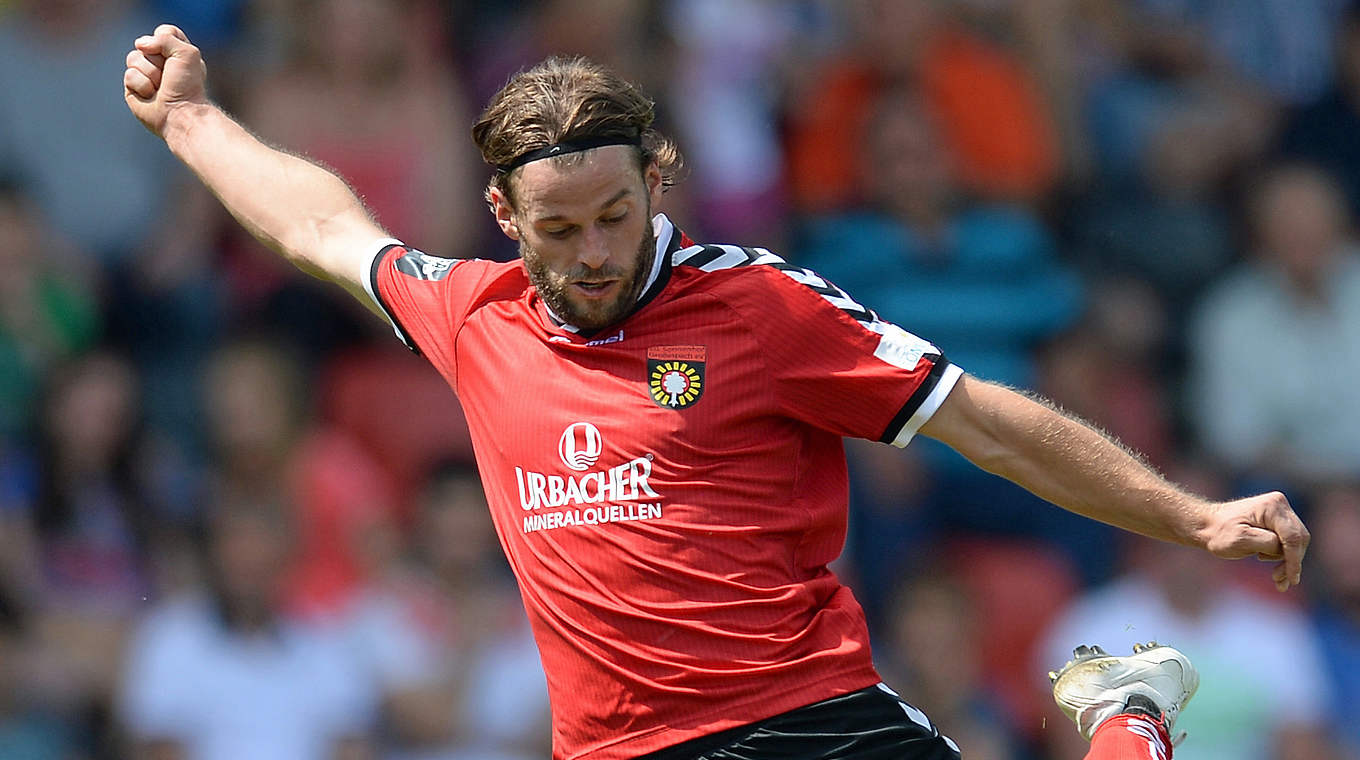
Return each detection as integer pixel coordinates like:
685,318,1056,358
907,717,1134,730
577,225,610,270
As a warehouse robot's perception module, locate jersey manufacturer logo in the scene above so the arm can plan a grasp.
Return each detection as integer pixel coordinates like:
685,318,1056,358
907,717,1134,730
585,329,624,347
647,346,706,409
558,422,603,471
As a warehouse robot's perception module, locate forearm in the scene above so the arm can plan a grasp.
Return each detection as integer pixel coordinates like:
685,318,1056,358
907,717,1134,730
162,102,374,275
928,378,1211,547
923,374,1309,589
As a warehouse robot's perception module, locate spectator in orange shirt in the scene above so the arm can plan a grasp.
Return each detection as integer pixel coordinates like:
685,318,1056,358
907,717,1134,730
783,0,1059,212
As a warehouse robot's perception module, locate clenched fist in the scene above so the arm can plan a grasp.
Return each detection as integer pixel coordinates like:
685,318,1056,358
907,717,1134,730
123,24,208,138
1200,490,1311,592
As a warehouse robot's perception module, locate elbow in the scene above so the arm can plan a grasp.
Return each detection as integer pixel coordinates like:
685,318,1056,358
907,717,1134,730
274,240,319,277
945,407,1017,475
953,391,1035,478
921,374,1021,473
961,434,1020,476
275,217,335,278
275,218,320,264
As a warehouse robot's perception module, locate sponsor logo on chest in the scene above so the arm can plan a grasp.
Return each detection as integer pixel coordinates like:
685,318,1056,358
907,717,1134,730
514,422,664,534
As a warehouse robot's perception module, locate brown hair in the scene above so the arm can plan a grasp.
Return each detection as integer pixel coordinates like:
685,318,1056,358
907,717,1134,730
471,56,683,209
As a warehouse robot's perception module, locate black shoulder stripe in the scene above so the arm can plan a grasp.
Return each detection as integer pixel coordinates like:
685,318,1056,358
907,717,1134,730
834,303,877,323
770,263,847,297
674,241,880,325
679,245,732,270
768,263,880,324
674,244,765,270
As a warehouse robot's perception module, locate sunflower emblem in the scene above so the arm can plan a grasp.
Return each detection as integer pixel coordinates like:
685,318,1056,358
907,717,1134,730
646,346,706,409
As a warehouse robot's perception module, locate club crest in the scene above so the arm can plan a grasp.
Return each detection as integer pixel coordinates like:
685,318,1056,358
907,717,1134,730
647,346,706,409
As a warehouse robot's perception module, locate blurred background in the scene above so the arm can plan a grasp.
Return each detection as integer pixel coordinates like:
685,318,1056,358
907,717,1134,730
1,0,1359,758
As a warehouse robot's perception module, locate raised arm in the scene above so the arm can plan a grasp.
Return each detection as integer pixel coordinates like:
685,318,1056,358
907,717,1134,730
123,24,385,310
918,374,1310,591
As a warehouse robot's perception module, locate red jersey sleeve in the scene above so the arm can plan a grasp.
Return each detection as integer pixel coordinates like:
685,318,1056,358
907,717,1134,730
361,239,515,380
725,262,963,447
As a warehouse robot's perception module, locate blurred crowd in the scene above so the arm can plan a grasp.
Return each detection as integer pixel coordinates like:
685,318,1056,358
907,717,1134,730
2,0,1360,758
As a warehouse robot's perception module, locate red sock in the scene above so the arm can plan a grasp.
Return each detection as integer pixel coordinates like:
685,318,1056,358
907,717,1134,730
1083,713,1173,760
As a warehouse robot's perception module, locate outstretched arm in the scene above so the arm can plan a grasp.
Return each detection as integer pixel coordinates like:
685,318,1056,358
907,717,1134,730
918,374,1310,591
123,24,385,310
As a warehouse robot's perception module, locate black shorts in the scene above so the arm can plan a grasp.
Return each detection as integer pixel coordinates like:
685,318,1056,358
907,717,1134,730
635,683,962,760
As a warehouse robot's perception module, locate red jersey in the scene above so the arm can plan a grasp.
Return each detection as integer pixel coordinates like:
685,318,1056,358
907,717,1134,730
363,215,962,759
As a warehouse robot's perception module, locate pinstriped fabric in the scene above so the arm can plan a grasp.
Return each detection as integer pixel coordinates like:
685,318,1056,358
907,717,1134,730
369,215,961,760
673,240,956,448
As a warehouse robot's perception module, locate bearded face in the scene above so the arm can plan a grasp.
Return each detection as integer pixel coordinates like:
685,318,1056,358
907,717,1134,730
491,145,665,331
522,219,657,331
521,207,656,330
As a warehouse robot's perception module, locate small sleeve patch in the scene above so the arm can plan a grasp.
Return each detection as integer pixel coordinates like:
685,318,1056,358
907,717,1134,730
394,248,459,281
871,323,939,371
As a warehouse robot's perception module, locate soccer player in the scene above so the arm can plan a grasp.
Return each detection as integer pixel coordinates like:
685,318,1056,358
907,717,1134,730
123,25,1309,760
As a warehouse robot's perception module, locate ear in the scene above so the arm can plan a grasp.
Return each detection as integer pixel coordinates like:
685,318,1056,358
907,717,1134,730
489,186,520,241
644,162,663,209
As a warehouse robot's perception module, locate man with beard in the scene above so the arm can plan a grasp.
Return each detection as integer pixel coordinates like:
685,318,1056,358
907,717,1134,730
124,24,1307,760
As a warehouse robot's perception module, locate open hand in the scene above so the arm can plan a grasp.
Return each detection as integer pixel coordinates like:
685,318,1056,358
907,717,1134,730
123,24,208,138
1200,491,1310,592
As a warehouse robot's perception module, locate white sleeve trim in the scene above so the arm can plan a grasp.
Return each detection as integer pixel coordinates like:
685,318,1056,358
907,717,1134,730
360,237,408,343
890,363,964,448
